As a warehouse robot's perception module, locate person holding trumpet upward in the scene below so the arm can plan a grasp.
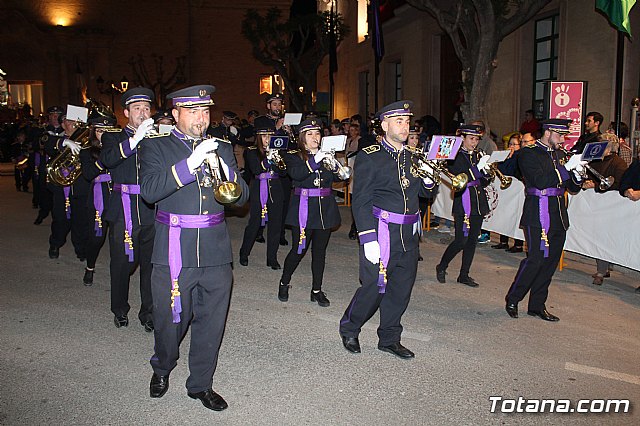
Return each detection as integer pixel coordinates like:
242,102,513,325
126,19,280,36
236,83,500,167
140,85,248,412
239,116,287,269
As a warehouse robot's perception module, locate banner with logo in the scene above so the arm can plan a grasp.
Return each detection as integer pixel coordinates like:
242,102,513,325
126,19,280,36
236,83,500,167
548,81,586,150
432,181,640,271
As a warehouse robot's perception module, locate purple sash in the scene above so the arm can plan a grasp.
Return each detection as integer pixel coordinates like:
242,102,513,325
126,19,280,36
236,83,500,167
93,174,112,236
257,172,279,226
372,206,420,293
294,187,332,254
525,187,565,258
156,210,225,323
461,179,480,237
113,183,140,262
63,186,71,219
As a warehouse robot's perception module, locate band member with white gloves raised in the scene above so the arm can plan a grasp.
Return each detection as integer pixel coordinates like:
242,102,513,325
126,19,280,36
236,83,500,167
339,101,435,359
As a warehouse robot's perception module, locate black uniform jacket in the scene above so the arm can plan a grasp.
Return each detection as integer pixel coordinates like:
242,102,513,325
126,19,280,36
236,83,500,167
619,159,640,196
352,138,433,253
207,123,239,146
80,147,111,211
497,150,523,181
100,126,155,225
245,146,285,202
139,130,249,267
447,148,490,217
44,133,90,198
517,140,581,230
283,150,342,230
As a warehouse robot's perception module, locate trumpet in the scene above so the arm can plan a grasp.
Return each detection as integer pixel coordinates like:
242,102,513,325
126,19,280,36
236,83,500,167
322,149,352,180
404,145,468,191
197,126,243,205
556,146,614,191
268,148,287,170
486,163,513,189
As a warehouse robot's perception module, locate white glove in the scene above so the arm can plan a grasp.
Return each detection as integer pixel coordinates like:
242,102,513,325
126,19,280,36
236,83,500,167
229,126,238,136
314,150,331,164
564,154,587,171
130,118,155,149
422,176,434,186
266,150,276,161
363,241,380,264
477,154,491,171
186,139,219,172
419,161,435,177
218,155,231,179
62,139,81,155
572,169,583,181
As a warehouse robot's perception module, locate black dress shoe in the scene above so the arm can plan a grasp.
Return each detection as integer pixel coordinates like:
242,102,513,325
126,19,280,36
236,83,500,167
435,265,446,283
34,215,44,225
187,389,228,411
114,315,129,328
239,256,248,266
457,276,479,287
506,246,523,253
48,246,59,259
255,235,265,243
142,320,154,333
491,243,509,249
378,342,415,359
635,286,640,294
83,268,94,286
267,260,281,270
310,290,330,307
150,373,169,398
278,283,290,302
418,255,424,261
348,229,357,240
527,308,559,322
77,255,86,262
505,302,518,318
279,238,288,246
341,336,361,354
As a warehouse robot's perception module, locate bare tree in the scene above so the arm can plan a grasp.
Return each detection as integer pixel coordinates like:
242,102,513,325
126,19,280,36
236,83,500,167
406,0,550,125
128,55,187,110
242,7,349,112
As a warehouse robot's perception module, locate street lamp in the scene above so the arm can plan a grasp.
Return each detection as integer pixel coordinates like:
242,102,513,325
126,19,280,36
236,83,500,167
95,75,128,111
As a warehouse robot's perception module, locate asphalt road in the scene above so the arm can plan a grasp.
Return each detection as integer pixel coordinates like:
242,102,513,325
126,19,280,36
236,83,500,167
1,175,638,425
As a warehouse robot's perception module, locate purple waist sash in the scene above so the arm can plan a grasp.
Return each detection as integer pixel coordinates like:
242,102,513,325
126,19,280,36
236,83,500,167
258,172,279,226
156,210,225,323
294,187,333,254
93,174,111,236
372,206,420,294
113,183,141,262
525,187,565,258
461,179,480,237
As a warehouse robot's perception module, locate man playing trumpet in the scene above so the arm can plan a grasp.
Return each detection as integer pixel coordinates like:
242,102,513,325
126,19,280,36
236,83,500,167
140,85,248,412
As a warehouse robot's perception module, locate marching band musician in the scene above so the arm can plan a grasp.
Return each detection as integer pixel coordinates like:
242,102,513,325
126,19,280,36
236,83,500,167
239,116,286,269
435,124,490,288
100,87,156,331
33,106,64,225
43,114,91,261
339,101,435,358
140,84,249,411
505,119,583,321
79,114,117,286
277,118,342,307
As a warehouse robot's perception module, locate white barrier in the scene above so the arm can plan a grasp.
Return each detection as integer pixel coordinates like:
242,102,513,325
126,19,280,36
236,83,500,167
431,180,640,271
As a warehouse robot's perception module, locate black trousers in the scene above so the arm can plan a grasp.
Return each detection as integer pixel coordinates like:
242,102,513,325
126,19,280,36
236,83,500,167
438,214,483,278
49,188,89,257
35,179,52,219
239,195,283,264
14,167,30,191
280,177,292,241
506,226,565,311
280,227,331,291
107,220,154,322
85,208,108,270
340,247,419,345
500,234,523,247
150,264,232,393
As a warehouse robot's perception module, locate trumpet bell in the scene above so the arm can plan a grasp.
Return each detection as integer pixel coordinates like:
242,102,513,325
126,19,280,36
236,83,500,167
451,173,468,191
337,165,352,180
214,181,242,205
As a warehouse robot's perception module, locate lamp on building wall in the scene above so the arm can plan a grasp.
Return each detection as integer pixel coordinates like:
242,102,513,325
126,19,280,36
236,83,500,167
96,75,128,111
259,74,285,95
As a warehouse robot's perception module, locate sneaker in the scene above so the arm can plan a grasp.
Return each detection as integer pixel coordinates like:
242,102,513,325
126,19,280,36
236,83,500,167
310,290,330,307
83,268,94,286
477,233,490,244
437,226,451,234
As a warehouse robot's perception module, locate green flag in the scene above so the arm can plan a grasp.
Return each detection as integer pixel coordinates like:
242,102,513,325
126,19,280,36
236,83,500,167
596,0,637,35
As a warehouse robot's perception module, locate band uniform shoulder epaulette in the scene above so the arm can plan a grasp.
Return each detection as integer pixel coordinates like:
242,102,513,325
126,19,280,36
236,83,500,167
287,149,299,154
525,143,537,148
103,128,123,132
147,132,170,138
362,145,380,154
247,145,257,150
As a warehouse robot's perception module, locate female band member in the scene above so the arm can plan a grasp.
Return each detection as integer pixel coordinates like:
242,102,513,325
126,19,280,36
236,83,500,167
435,124,491,287
277,119,342,306
239,116,286,269
79,115,116,285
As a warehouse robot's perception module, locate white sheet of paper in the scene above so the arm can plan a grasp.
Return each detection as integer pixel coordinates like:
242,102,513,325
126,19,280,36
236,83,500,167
158,124,173,134
488,150,510,163
283,113,302,125
66,105,88,123
321,135,347,152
